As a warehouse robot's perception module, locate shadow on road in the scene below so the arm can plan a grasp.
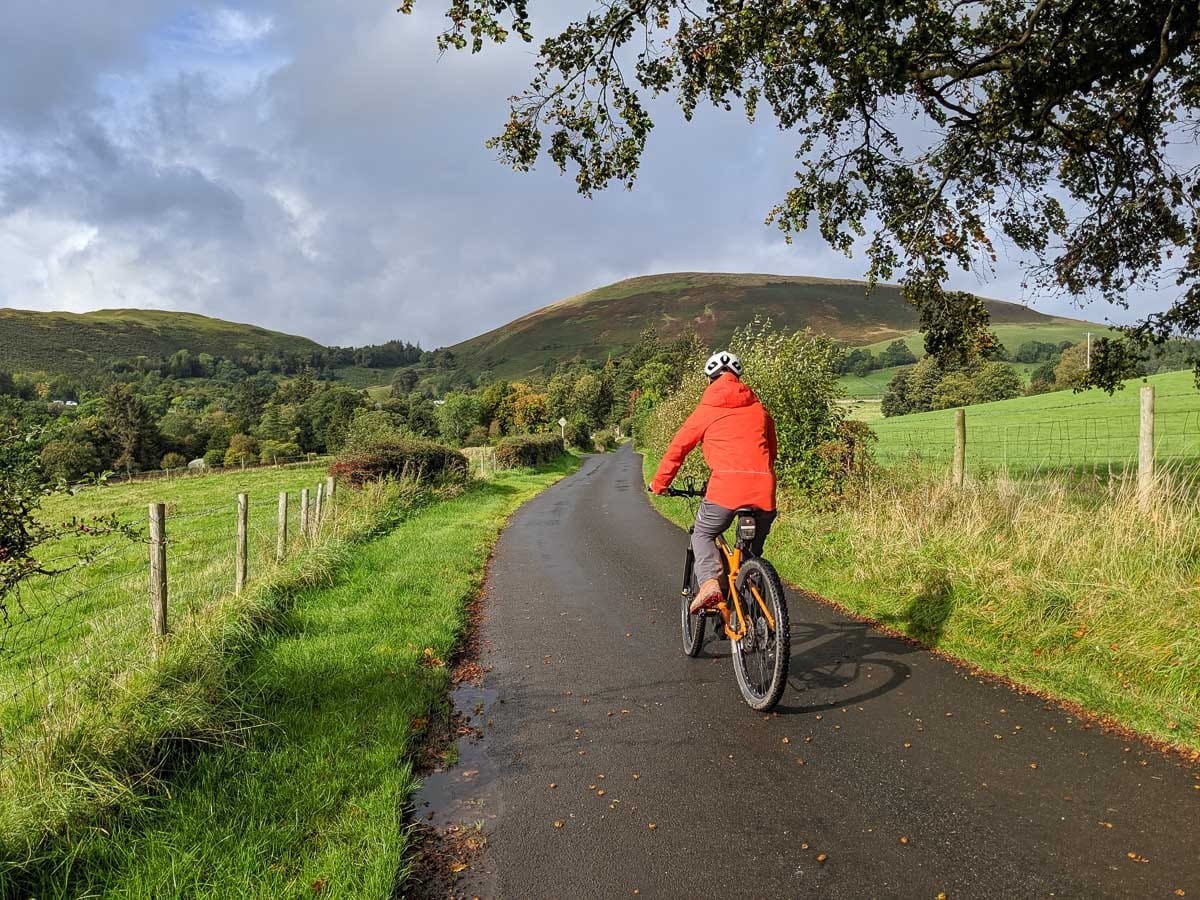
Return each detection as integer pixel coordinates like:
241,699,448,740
774,618,917,715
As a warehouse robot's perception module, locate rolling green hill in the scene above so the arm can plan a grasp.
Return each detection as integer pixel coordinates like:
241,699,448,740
446,272,1104,379
0,308,324,376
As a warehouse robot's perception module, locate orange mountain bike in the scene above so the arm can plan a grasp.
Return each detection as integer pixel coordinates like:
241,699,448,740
663,480,790,711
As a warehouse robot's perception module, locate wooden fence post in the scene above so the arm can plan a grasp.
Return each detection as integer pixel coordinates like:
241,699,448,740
300,488,310,538
325,475,336,500
313,483,324,535
1138,384,1155,509
149,503,168,637
276,491,288,562
953,408,966,488
236,493,248,594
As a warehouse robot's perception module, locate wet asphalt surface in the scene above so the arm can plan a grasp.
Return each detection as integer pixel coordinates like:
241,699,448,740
434,444,1199,898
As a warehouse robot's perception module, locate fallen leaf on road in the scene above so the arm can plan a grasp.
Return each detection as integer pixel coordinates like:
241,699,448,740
816,853,827,863
450,863,469,873
903,742,912,749
1127,852,1149,863
782,737,790,744
632,773,641,780
1029,763,1038,769
800,842,809,849
900,836,909,844
553,821,564,829
549,783,557,789
597,790,606,797
549,708,557,713
936,893,947,900
648,823,657,830
1099,821,1112,828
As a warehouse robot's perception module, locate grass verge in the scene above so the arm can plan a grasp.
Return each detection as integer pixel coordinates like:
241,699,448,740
1,471,404,890
643,452,1200,757
11,456,576,898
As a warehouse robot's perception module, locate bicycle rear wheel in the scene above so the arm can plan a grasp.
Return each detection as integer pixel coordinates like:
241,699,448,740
680,558,705,657
730,557,790,710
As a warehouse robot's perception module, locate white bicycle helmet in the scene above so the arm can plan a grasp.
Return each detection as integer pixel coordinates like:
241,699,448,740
703,350,743,378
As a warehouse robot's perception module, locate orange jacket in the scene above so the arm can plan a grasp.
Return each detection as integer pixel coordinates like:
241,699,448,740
650,373,778,511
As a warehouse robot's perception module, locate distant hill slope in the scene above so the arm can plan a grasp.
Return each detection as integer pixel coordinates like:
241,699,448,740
0,308,323,376
447,272,1103,378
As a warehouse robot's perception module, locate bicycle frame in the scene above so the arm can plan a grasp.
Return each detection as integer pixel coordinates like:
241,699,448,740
684,528,777,642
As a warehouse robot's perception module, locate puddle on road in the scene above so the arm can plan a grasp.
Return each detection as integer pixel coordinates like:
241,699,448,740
409,682,502,897
415,683,502,828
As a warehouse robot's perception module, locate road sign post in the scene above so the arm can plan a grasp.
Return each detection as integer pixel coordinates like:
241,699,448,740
558,416,567,442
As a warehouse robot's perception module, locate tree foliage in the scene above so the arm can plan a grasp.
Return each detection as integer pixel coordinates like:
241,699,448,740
409,0,1200,377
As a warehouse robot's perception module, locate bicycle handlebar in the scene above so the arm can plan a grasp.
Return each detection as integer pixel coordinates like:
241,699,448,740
646,480,708,498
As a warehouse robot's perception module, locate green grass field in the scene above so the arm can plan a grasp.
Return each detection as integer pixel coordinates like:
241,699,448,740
3,462,342,736
0,461,397,879
14,457,577,898
869,369,1200,474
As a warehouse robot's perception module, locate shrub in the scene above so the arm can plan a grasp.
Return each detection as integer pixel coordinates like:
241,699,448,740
160,452,188,471
39,439,100,483
341,411,408,454
642,318,874,497
328,438,468,487
224,434,259,467
495,433,565,468
562,419,590,449
463,425,490,448
259,440,302,464
203,449,226,468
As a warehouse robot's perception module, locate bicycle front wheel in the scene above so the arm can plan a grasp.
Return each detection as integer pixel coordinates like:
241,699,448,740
730,557,790,710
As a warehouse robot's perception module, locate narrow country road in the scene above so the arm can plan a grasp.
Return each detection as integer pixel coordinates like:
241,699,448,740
443,445,1198,898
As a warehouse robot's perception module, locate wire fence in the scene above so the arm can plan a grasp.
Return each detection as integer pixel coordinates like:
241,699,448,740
73,453,335,491
872,385,1200,480
0,473,340,780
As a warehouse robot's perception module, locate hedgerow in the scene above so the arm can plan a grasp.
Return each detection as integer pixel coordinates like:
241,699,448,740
495,433,565,468
329,438,467,486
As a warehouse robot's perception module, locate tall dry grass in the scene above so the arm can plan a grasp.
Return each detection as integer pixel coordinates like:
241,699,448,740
773,466,1200,750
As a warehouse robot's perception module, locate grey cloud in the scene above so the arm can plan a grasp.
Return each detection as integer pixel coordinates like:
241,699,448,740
0,2,1168,348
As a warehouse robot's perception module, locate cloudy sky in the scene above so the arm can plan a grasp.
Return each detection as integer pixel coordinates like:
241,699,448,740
0,2,1171,348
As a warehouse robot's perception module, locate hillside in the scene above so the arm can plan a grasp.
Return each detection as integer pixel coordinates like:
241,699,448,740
0,308,323,376
446,272,1104,378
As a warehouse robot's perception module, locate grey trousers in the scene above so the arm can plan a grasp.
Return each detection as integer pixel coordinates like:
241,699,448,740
691,499,777,584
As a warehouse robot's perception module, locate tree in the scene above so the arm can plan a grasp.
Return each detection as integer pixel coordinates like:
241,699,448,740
160,452,188,471
224,434,260,467
878,340,919,369
391,369,420,396
881,368,914,418
101,384,159,473
39,439,100,483
410,0,1200,377
931,372,976,411
906,357,946,414
972,362,1024,403
1054,344,1091,390
570,372,606,430
437,392,483,445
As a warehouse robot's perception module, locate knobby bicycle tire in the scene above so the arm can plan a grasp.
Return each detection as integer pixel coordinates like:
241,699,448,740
680,550,705,657
730,557,790,711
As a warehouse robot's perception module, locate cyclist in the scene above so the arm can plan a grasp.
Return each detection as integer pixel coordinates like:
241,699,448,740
649,351,777,613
